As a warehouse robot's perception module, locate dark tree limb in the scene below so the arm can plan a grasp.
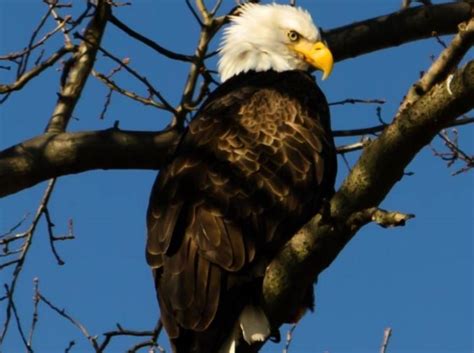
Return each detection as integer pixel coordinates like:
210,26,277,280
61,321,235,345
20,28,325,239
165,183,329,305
326,2,473,62
0,129,180,198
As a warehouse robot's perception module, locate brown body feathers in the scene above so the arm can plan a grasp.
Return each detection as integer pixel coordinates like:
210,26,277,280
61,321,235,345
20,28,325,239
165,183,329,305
146,70,337,352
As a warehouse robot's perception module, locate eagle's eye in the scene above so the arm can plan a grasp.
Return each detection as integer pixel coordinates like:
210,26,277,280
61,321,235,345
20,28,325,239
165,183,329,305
287,30,300,42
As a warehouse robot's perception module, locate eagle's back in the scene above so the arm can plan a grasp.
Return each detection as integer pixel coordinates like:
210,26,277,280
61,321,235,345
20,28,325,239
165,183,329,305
146,70,336,352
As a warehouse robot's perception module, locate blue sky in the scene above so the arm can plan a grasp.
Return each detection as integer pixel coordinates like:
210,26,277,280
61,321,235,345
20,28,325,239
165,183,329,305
0,1,472,353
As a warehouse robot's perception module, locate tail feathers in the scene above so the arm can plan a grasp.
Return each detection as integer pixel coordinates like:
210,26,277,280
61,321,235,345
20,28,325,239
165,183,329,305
239,305,270,344
219,305,270,353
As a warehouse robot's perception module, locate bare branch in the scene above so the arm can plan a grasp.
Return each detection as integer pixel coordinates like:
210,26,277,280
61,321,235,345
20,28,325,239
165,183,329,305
333,124,386,137
0,214,29,239
0,47,73,94
92,69,169,110
326,2,472,63
380,327,393,353
0,15,71,61
0,129,180,198
64,340,76,353
3,285,31,353
38,291,100,352
195,0,211,24
186,0,204,27
27,278,40,351
432,129,474,175
400,18,474,112
336,138,372,154
210,0,224,16
282,324,297,353
85,40,175,113
109,14,193,62
98,319,163,352
16,4,55,77
46,0,111,133
47,2,73,46
0,179,57,345
348,208,415,230
329,98,386,106
171,4,228,129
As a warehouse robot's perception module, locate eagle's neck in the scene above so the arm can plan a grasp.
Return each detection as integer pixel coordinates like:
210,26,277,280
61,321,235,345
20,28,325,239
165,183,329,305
218,45,308,82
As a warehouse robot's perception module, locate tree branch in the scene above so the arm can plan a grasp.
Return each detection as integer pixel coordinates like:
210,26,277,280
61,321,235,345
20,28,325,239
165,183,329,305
399,17,474,112
0,129,180,198
109,14,193,62
45,0,111,133
326,2,473,62
0,47,73,94
261,60,474,327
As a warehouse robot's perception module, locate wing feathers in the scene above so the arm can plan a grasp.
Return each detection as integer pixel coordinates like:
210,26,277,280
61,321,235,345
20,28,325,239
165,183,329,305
146,70,336,349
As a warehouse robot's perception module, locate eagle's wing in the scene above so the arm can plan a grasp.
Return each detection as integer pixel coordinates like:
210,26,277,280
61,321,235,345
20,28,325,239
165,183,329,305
146,71,336,350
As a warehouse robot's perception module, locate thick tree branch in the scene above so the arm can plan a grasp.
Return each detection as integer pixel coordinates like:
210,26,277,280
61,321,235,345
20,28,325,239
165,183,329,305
326,2,473,62
0,129,180,198
261,60,474,326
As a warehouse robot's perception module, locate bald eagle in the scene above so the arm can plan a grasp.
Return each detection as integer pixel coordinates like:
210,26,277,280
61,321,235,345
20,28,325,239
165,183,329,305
146,4,337,353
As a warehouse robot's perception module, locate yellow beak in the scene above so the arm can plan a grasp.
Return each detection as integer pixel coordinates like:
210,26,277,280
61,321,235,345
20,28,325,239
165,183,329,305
292,40,334,80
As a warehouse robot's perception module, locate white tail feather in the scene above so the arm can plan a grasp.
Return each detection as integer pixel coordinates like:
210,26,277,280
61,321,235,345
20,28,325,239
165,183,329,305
239,305,270,344
219,305,270,353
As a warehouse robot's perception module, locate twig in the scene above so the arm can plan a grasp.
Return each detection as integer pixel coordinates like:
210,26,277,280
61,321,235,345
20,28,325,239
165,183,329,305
48,5,73,46
348,208,415,231
44,208,67,265
3,285,32,353
0,179,57,345
0,214,30,239
333,124,385,137
46,0,111,133
64,340,76,353
16,5,54,77
329,98,386,106
0,46,73,94
171,4,232,129
334,115,473,138
92,70,167,110
38,291,100,352
125,320,164,353
27,278,40,350
210,0,224,16
186,0,205,27
399,18,474,113
282,324,297,353
336,137,372,154
431,129,474,175
109,15,193,62
0,16,70,61
380,327,392,353
78,37,175,114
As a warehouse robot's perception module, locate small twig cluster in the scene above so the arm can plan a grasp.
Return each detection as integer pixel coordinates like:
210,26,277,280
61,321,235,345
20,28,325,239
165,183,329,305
431,128,474,175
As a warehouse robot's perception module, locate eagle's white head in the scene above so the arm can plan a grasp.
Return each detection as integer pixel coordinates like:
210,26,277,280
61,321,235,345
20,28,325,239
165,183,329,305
218,3,333,82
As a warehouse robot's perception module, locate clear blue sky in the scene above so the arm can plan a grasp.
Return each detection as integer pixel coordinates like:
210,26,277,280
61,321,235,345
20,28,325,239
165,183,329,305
0,1,472,353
